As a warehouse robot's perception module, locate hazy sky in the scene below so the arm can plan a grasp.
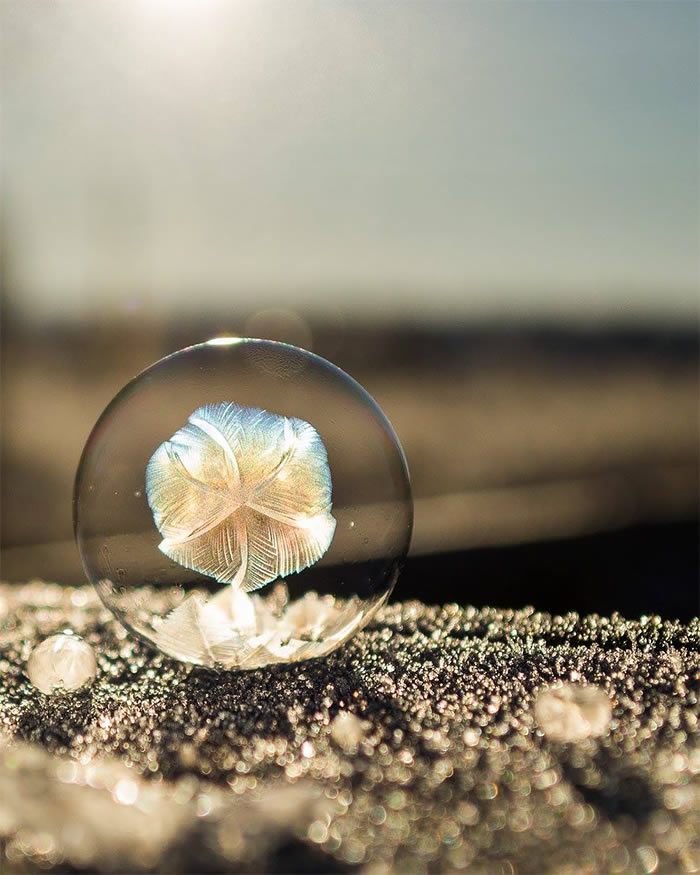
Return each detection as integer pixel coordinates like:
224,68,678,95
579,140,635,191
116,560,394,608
2,0,698,324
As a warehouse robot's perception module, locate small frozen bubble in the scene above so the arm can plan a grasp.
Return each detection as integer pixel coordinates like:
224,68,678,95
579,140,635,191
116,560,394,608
534,683,612,742
330,712,365,753
27,633,97,695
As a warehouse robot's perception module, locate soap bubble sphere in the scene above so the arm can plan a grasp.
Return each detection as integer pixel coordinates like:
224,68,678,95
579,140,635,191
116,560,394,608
534,684,612,743
75,338,412,670
27,633,97,694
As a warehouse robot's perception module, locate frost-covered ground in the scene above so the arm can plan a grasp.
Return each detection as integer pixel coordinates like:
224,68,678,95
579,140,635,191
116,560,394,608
1,581,698,873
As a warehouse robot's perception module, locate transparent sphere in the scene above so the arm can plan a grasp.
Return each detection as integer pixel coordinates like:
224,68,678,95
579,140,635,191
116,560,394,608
27,633,97,694
74,338,412,670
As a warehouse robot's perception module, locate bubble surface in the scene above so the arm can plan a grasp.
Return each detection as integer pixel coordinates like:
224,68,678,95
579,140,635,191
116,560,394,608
74,339,412,669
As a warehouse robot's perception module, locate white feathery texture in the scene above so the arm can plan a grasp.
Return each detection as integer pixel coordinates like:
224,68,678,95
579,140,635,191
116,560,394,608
145,402,336,593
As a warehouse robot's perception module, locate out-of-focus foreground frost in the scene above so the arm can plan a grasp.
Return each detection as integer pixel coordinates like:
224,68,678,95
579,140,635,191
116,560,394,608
0,737,331,872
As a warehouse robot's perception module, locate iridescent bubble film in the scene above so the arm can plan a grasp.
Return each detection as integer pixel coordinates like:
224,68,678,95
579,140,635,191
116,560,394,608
74,339,412,669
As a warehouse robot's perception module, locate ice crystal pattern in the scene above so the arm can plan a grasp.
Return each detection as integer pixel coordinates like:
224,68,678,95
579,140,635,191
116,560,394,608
145,402,336,592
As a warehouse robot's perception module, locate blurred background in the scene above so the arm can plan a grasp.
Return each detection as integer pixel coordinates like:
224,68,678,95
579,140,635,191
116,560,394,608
1,0,698,619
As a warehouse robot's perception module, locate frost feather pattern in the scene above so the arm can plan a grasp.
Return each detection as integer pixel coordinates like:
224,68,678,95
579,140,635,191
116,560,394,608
145,402,336,591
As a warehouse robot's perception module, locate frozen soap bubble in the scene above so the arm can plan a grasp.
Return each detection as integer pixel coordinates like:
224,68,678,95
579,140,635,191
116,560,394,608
534,683,612,742
74,338,412,670
27,633,97,694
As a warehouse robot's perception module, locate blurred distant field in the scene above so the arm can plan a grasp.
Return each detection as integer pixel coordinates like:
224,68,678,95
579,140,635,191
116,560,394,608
2,316,697,618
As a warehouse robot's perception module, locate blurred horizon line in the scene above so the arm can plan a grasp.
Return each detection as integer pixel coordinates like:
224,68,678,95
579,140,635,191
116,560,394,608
2,288,698,330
